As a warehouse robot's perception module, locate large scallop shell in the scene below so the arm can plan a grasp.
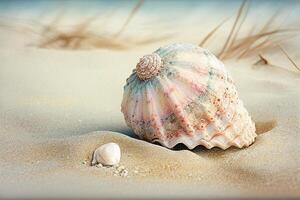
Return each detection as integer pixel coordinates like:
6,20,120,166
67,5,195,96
121,43,256,149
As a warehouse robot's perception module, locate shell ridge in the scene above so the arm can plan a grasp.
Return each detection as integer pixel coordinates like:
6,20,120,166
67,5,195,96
153,114,255,149
207,108,238,142
122,84,136,125
144,82,154,140
159,75,195,137
148,81,167,141
170,65,208,95
169,60,208,75
132,87,144,136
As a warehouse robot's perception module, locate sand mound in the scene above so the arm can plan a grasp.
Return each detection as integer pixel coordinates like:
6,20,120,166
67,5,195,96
1,126,299,198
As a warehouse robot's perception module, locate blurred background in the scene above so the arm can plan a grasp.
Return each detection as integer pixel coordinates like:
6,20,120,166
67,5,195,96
0,0,299,53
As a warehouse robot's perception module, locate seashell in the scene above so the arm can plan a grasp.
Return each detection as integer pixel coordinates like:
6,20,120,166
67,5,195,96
136,53,162,80
121,43,257,150
91,143,121,166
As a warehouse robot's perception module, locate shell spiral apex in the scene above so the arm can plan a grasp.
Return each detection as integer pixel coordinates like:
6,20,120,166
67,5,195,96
122,43,257,150
136,53,162,80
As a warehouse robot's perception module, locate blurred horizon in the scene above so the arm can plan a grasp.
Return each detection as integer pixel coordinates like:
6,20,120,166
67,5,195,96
1,0,300,17
0,0,299,57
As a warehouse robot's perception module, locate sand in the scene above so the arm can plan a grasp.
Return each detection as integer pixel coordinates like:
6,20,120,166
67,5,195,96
1,1,300,199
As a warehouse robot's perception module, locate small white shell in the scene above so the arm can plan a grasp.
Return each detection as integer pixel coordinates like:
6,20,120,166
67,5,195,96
91,143,121,166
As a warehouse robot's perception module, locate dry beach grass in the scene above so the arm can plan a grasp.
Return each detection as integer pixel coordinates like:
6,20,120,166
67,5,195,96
35,0,172,50
0,0,172,50
199,0,300,72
